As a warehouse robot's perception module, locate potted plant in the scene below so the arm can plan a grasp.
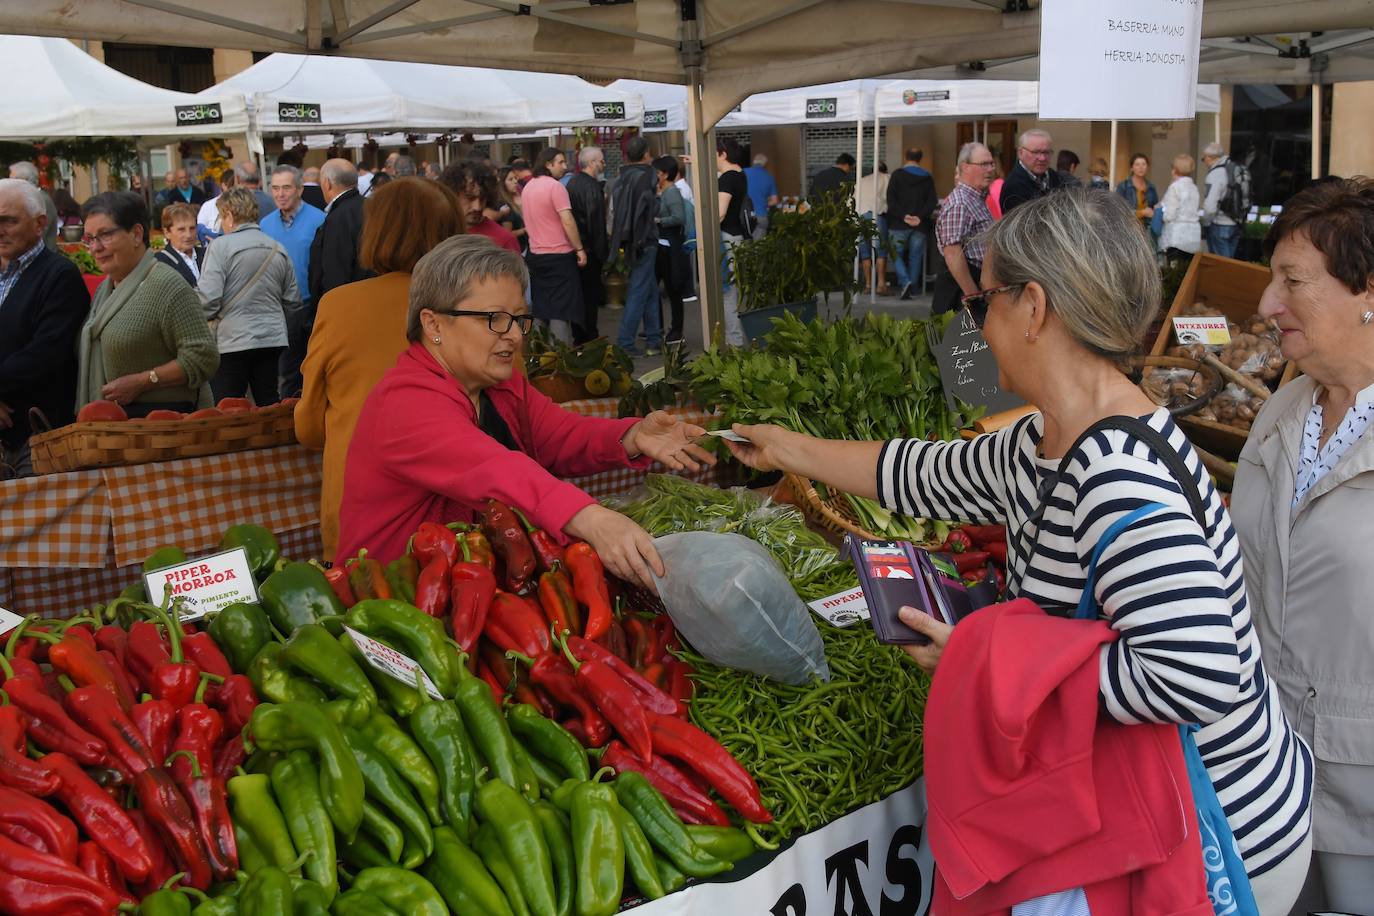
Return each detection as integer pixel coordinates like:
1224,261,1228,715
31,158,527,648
603,249,628,307
730,194,873,342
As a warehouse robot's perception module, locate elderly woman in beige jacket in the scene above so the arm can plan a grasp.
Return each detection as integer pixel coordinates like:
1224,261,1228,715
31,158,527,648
1232,177,1374,912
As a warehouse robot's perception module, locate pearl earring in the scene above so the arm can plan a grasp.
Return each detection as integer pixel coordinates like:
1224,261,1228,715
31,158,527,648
433,336,441,344
1363,311,1373,326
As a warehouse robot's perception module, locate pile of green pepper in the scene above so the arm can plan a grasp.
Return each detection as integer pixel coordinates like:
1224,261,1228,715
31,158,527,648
162,589,763,916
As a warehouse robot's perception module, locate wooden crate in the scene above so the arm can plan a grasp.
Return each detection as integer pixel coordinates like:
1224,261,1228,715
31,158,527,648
31,403,297,475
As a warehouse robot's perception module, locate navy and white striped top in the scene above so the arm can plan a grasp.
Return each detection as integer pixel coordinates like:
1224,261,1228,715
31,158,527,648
878,409,1313,877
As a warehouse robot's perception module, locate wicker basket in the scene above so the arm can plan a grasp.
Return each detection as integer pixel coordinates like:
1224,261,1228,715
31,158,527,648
31,402,297,475
784,473,877,540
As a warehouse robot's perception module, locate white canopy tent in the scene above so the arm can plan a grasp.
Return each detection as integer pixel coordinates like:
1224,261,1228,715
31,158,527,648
0,35,249,141
609,79,687,134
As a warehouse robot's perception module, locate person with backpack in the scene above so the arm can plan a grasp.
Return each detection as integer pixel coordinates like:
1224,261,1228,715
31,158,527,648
1202,142,1249,259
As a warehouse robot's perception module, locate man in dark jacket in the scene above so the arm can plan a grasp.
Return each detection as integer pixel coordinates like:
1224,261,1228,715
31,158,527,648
610,137,661,356
0,179,90,478
308,158,371,306
885,148,938,299
809,153,855,202
566,146,608,344
999,129,1064,215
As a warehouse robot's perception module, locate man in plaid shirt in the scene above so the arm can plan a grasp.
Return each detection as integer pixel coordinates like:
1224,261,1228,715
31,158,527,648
933,142,997,315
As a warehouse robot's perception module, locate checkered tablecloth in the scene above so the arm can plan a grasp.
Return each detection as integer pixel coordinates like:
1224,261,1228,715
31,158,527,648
0,468,110,569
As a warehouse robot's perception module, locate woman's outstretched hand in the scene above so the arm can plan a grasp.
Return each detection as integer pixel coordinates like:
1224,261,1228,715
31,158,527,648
624,411,717,473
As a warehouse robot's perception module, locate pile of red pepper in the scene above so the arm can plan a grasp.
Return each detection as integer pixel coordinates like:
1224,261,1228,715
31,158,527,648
0,594,256,913
936,523,1010,593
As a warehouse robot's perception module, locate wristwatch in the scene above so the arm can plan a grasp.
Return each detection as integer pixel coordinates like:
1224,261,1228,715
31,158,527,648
147,369,160,388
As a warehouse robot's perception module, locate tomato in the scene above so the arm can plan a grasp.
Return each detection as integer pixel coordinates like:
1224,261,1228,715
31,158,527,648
277,397,300,410
186,408,224,420
216,397,253,414
144,409,184,421
76,400,128,423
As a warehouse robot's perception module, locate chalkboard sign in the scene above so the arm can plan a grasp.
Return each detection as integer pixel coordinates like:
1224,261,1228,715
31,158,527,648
932,310,1025,416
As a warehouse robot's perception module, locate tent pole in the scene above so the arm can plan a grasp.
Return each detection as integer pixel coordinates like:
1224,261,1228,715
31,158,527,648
686,70,722,347
1214,111,1221,145
871,107,880,306
982,117,988,146
1109,120,1119,186
1311,79,1323,181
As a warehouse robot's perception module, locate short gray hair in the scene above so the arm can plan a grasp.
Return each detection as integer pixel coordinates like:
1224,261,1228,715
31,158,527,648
984,188,1159,367
406,235,530,343
752,153,768,167
955,142,990,179
320,160,358,188
1202,142,1225,160
1018,128,1052,148
578,146,603,168
271,164,302,187
393,156,417,177
0,178,46,217
234,162,261,186
8,161,39,186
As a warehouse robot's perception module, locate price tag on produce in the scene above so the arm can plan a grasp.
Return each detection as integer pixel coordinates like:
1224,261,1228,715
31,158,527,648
143,547,259,621
0,606,25,637
344,626,444,699
807,587,870,628
1172,316,1232,347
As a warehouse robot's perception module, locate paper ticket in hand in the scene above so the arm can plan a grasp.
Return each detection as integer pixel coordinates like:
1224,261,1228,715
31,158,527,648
706,429,751,443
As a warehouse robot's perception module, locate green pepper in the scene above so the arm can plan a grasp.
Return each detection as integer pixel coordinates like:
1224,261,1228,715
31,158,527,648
244,749,284,776
329,890,402,916
399,830,426,870
613,771,730,878
517,742,565,796
533,801,576,916
345,599,457,698
339,826,396,871
270,750,338,902
348,867,447,916
475,775,558,916
359,799,405,862
402,682,475,842
550,778,580,813
571,778,625,916
684,825,756,864
455,675,536,800
278,624,377,724
228,773,299,871
618,806,666,901
191,894,240,916
654,855,687,894
424,825,516,916
220,524,282,581
289,881,331,916
506,704,590,784
474,824,531,916
341,724,433,859
144,545,188,574
339,631,422,718
248,643,328,706
239,863,295,916
209,602,274,673
235,822,269,874
384,556,419,606
259,562,345,635
140,882,194,916
249,702,365,840
355,708,443,828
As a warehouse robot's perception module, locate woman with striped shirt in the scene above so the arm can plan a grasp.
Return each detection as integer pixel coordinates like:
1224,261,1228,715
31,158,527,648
727,189,1312,913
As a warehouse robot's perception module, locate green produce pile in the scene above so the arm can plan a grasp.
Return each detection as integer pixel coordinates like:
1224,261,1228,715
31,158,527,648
689,311,980,542
607,476,931,842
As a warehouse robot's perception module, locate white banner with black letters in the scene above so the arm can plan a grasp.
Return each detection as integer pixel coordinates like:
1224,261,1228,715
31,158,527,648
627,781,932,915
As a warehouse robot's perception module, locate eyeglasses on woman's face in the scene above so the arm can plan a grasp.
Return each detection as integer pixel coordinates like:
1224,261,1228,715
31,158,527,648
435,309,535,335
960,283,1023,330
82,227,127,249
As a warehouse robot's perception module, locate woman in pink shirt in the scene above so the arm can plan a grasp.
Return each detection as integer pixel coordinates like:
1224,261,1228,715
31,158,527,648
337,234,713,587
521,148,586,344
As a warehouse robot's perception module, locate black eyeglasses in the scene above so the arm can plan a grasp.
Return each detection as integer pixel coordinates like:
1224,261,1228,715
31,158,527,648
434,309,535,335
959,283,1022,329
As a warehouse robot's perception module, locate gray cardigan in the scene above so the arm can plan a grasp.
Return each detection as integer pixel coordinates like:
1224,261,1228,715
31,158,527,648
198,222,298,354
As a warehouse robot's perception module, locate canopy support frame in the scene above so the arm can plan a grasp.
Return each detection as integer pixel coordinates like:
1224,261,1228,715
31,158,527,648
120,0,303,46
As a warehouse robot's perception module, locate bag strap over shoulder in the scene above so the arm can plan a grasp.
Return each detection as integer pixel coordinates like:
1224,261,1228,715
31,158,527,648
211,248,276,322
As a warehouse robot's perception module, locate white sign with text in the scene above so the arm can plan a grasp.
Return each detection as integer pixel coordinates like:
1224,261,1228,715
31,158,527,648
344,626,444,699
143,548,259,621
807,587,870,628
0,607,25,637
1039,0,1204,120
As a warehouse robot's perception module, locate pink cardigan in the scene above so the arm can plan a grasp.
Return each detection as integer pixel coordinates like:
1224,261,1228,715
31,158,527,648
335,341,647,565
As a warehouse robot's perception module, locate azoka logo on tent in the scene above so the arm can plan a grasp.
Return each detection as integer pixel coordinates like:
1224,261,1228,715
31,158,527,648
592,101,626,120
805,97,838,118
644,110,668,128
278,102,323,124
175,103,223,125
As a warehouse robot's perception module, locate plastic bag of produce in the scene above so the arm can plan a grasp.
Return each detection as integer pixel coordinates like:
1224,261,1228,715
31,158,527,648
650,531,830,685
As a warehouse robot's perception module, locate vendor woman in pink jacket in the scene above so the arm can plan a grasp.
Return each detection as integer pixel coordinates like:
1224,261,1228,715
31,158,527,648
336,234,714,588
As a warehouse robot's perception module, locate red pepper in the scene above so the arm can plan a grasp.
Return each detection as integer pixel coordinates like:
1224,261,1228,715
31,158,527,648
212,734,248,783
5,618,54,662
411,521,460,569
640,662,666,689
475,661,506,703
210,674,258,737
960,524,1007,546
100,650,139,710
950,550,991,575
62,684,156,780
513,652,611,748
42,753,153,884
182,632,233,683
0,698,61,795
93,625,128,669
565,542,614,641
76,841,135,906
347,549,393,601
132,698,177,768
458,528,496,570
0,867,121,916
537,568,581,636
166,747,238,882
132,765,212,890
54,616,99,648
0,786,79,863
943,529,975,554
648,713,772,823
478,644,558,720
602,740,731,827
596,616,631,664
986,540,1008,566
324,564,357,608
564,635,681,716
0,658,107,765
0,833,123,914
557,632,652,760
125,621,170,693
450,541,498,653
145,601,202,707
485,592,552,659
647,614,677,665
624,617,650,670
481,499,537,593
414,556,451,617
512,507,564,574
124,808,175,892
37,623,134,712
666,659,694,713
